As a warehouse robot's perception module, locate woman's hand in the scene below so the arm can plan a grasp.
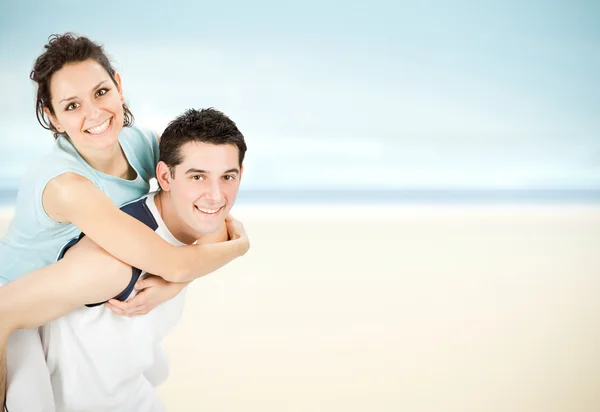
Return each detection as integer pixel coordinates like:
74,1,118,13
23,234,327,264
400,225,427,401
226,215,250,255
105,275,188,317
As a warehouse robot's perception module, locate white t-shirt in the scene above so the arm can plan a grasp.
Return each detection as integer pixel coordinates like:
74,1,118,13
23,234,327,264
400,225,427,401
42,193,187,412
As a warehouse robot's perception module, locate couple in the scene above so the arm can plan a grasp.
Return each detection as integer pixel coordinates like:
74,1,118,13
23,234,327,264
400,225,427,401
0,33,249,411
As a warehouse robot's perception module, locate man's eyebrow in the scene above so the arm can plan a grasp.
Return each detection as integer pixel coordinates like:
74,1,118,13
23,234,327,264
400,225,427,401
185,168,207,174
185,168,240,174
58,80,109,104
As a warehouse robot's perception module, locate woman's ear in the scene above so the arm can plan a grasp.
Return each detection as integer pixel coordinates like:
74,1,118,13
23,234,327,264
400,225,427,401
113,72,124,101
44,107,63,132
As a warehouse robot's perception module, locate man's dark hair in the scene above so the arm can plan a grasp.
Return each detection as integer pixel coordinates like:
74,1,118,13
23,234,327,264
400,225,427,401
30,32,134,138
159,108,247,176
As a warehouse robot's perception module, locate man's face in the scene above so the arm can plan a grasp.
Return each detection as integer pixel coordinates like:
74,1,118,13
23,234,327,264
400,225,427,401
165,141,242,238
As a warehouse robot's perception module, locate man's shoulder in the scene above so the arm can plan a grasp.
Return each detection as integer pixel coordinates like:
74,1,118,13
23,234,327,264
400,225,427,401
120,194,159,231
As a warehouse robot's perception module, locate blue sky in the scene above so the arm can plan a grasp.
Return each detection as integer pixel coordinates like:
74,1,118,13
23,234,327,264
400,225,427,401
1,0,599,190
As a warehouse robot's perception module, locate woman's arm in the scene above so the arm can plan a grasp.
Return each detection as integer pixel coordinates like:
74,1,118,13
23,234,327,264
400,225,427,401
0,236,133,334
0,236,131,408
0,240,133,409
43,173,249,282
106,220,230,317
0,342,6,409
0,218,231,330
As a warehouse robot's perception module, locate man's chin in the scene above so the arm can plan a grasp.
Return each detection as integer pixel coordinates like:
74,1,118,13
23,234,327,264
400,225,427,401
193,224,222,237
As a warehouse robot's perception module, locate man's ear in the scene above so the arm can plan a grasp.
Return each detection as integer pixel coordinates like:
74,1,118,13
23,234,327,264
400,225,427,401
238,164,244,181
44,107,63,133
156,161,172,191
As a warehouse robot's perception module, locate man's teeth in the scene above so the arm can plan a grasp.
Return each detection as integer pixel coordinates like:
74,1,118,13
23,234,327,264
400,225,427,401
86,118,111,134
196,206,221,214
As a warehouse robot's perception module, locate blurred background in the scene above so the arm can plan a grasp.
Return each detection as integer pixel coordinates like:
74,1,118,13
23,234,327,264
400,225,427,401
2,2,600,411
1,0,599,204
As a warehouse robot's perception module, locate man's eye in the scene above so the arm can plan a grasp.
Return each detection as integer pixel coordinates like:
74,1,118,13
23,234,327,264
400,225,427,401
223,175,235,181
192,175,204,180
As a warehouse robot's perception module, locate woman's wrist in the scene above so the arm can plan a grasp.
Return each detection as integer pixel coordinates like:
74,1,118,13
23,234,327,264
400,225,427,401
235,236,250,256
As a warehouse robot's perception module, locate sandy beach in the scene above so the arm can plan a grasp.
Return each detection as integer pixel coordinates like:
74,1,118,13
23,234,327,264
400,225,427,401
2,203,600,411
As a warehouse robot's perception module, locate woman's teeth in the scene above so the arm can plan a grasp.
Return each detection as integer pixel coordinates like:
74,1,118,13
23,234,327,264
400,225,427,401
85,118,111,134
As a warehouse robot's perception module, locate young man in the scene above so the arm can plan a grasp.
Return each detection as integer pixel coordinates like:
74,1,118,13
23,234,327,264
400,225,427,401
0,108,247,411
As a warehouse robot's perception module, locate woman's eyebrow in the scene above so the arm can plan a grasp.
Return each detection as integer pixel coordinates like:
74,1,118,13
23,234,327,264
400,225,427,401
58,80,108,103
91,80,109,91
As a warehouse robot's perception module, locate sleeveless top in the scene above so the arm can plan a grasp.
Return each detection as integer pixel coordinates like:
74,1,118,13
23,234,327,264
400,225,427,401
0,126,159,284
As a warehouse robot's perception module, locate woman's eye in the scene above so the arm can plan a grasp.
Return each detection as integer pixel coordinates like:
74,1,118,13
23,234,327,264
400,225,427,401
96,88,109,97
65,102,79,111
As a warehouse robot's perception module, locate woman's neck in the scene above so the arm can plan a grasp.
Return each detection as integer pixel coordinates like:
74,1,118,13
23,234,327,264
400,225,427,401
77,142,134,179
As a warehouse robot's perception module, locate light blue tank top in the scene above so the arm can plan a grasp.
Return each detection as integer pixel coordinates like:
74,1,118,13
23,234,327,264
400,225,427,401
0,125,159,284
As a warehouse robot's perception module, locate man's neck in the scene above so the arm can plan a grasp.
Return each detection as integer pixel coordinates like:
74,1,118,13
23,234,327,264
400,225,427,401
153,192,198,245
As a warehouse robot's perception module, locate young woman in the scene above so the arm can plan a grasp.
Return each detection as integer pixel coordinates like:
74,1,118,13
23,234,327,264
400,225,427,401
0,33,249,410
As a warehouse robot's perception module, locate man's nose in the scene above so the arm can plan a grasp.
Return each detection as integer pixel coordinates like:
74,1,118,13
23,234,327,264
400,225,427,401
206,182,224,204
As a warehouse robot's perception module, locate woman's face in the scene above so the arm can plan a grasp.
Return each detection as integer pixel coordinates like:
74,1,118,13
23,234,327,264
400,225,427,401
45,59,124,152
